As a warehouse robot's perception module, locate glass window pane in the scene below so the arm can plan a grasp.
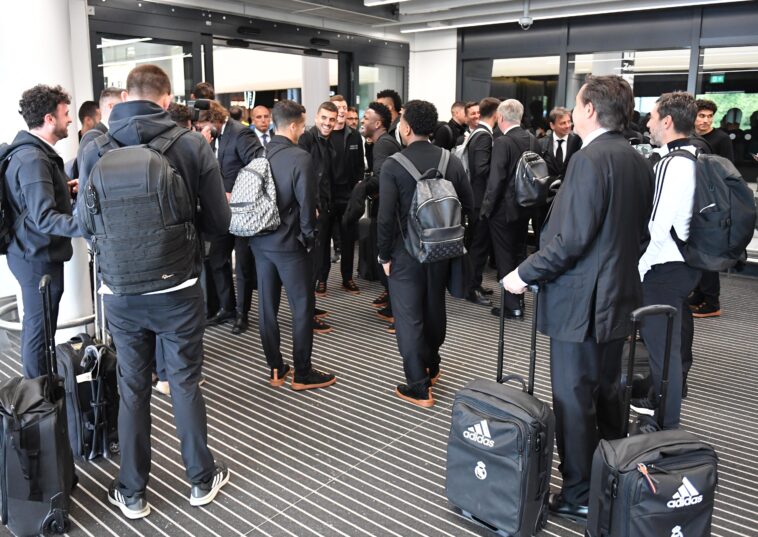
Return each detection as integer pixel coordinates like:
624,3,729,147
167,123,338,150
491,55,560,134
97,36,193,99
358,64,404,116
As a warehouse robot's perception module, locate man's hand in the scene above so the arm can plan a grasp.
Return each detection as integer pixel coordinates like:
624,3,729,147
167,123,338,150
502,269,528,294
226,192,232,203
382,261,391,277
67,179,79,196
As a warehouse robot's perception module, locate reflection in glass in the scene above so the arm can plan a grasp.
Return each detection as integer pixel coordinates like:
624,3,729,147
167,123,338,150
358,64,404,116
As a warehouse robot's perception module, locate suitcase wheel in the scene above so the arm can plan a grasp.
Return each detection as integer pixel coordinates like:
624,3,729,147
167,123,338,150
43,510,70,535
109,441,120,454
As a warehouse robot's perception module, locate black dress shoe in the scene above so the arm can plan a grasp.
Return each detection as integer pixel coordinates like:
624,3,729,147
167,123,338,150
478,286,494,295
466,289,492,307
207,308,235,326
490,307,524,319
548,493,588,523
231,316,248,335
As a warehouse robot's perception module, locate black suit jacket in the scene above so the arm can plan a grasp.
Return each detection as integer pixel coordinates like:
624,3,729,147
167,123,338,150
539,132,581,177
518,132,654,344
481,126,536,222
298,126,335,211
217,119,263,193
250,135,316,253
466,126,494,210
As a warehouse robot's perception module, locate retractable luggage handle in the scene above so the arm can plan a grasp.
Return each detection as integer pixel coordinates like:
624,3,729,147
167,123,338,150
497,283,540,395
623,304,677,435
38,275,59,398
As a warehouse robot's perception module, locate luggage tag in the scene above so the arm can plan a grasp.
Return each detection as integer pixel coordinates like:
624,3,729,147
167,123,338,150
76,371,94,384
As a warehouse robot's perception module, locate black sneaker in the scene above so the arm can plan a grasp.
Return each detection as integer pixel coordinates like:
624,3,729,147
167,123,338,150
292,368,337,391
342,279,361,295
376,305,394,322
691,302,721,318
312,317,333,334
314,307,329,319
108,480,150,519
270,364,291,387
478,286,494,296
190,462,231,507
630,397,657,417
372,291,389,309
395,384,435,408
315,281,327,297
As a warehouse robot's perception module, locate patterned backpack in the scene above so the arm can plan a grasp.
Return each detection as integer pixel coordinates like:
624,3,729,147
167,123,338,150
229,150,281,237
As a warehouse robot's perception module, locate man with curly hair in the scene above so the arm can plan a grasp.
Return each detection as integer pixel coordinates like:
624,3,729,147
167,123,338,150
377,100,473,408
2,84,83,378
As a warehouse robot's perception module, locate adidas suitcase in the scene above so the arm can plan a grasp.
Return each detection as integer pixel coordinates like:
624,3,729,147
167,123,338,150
0,275,76,536
446,285,555,536
586,305,718,537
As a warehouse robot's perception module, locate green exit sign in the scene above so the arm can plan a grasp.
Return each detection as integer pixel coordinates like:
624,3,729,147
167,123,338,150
710,74,726,84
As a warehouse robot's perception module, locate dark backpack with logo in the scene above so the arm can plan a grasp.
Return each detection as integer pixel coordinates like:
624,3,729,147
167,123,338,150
80,126,201,294
666,150,756,271
514,136,552,208
389,150,465,263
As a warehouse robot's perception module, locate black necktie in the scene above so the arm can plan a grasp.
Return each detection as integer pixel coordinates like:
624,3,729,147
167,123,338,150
556,138,564,163
262,133,269,147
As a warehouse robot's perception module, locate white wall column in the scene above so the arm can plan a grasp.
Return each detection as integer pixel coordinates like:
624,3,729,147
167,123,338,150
408,30,457,121
0,0,94,339
301,56,331,121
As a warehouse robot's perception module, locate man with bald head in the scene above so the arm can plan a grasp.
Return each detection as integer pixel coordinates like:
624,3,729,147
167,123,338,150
251,105,273,147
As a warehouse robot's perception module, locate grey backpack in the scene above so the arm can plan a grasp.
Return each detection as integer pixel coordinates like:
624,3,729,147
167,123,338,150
229,149,281,237
390,150,465,263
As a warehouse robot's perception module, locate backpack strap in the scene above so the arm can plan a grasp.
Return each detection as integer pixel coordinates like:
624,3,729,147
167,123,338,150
147,125,189,155
94,132,118,157
437,149,450,176
390,153,422,181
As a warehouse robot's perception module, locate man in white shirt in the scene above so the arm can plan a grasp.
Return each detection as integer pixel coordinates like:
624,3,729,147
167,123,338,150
632,92,701,429
250,105,273,148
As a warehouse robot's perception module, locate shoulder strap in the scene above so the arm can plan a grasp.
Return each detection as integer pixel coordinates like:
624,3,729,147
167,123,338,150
437,149,450,176
390,153,422,181
665,148,698,162
148,125,189,155
94,132,118,157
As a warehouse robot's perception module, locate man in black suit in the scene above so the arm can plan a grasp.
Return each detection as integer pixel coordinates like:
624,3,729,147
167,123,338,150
250,100,337,391
503,76,654,521
298,101,338,334
197,101,263,334
464,97,500,307
533,107,582,236
481,99,537,319
377,100,473,408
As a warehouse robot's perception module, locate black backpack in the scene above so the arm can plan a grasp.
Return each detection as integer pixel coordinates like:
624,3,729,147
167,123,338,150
80,126,201,294
390,150,465,263
514,137,552,208
0,143,32,255
666,150,756,271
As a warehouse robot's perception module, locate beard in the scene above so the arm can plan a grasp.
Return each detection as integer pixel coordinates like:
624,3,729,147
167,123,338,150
54,122,69,140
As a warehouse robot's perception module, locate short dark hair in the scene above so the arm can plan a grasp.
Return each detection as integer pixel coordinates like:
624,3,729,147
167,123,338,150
347,106,357,114
78,100,99,123
99,87,124,106
478,97,500,119
402,100,438,136
464,101,479,113
376,89,402,112
695,99,717,115
167,102,191,126
18,84,71,130
656,92,697,136
580,75,633,132
368,101,392,131
193,82,215,99
127,64,171,98
318,101,338,114
451,101,465,112
548,107,571,124
272,100,306,130
229,106,244,121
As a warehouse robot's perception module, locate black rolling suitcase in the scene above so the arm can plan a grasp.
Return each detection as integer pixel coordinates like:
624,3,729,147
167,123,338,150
0,275,76,536
446,285,555,536
586,305,718,537
55,262,119,460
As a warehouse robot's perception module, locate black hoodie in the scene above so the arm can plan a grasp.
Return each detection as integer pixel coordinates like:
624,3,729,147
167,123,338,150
2,130,82,262
78,100,230,241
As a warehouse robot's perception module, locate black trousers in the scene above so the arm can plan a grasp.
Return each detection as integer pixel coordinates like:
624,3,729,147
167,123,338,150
489,212,530,309
466,208,491,293
640,262,700,429
320,203,356,284
208,233,256,317
387,247,450,390
251,245,314,373
694,271,720,306
103,283,214,495
313,213,330,289
550,337,625,506
7,255,64,379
